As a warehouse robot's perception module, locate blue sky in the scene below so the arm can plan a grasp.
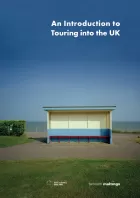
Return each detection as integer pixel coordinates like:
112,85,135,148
0,0,140,121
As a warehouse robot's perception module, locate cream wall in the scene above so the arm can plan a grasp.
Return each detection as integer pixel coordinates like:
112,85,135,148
49,112,69,129
87,113,106,129
49,111,111,129
106,112,110,128
69,114,87,129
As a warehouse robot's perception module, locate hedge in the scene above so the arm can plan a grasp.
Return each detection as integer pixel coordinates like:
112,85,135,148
0,120,26,136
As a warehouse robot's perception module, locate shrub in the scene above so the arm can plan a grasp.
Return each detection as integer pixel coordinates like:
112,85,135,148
0,120,26,136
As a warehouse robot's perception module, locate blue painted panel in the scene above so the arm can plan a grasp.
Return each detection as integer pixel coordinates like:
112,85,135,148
60,138,69,142
48,129,111,136
79,138,88,142
68,138,78,142
47,129,112,143
110,130,112,144
90,138,109,143
50,137,58,142
49,137,109,143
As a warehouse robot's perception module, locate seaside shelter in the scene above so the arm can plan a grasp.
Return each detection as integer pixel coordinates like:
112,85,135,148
43,106,116,144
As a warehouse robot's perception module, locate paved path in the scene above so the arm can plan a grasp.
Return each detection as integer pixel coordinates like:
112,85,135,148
0,133,140,160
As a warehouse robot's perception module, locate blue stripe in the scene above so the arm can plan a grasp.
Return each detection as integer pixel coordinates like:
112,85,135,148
48,129,111,136
47,129,112,144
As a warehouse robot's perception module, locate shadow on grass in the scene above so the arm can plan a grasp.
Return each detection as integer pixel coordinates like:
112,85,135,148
28,137,47,143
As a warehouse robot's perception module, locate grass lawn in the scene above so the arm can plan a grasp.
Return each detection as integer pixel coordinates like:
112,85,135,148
112,130,140,134
0,159,140,198
0,135,34,148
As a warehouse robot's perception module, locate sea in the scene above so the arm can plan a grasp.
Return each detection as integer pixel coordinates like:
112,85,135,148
26,121,140,132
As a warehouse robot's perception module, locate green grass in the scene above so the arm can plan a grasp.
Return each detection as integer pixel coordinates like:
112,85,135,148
112,130,140,134
0,159,140,198
0,134,34,148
